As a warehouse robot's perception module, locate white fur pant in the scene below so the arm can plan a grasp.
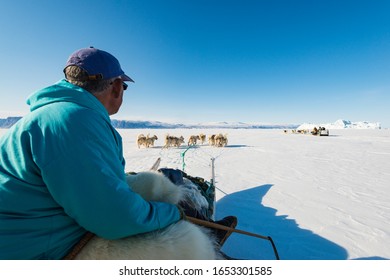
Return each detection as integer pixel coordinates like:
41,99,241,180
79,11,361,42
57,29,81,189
74,171,219,259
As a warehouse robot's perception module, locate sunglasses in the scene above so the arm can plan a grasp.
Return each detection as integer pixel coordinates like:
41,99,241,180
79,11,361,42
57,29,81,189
110,79,128,91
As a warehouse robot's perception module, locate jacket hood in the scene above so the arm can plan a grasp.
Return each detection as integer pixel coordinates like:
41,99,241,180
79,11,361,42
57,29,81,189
26,79,109,120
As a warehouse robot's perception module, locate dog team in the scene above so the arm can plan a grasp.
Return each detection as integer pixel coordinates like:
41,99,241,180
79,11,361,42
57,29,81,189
137,133,228,148
284,126,329,136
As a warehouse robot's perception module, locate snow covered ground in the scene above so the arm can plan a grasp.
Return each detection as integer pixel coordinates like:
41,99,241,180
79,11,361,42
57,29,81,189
119,128,389,260
1,127,388,260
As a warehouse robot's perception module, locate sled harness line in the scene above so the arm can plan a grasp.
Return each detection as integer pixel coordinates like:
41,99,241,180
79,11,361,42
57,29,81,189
187,216,280,260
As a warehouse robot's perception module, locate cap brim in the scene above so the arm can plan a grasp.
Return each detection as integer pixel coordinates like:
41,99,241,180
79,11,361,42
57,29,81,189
121,74,134,83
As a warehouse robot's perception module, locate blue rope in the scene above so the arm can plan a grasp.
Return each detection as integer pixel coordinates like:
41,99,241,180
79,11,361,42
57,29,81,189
180,145,193,171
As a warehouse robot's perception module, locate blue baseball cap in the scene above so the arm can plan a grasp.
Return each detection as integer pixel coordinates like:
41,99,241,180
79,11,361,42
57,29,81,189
64,47,134,82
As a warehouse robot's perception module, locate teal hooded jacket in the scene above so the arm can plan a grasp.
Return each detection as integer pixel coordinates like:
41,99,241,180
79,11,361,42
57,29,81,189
0,79,180,259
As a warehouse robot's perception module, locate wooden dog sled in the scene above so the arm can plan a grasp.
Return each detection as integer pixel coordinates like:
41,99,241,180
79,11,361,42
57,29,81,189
64,159,280,260
311,126,329,136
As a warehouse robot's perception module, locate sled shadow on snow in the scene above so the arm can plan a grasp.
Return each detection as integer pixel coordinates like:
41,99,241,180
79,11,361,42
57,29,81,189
215,185,349,260
353,256,388,260
223,144,248,148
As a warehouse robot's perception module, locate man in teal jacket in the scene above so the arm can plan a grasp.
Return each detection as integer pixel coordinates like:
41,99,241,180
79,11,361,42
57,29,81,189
0,47,182,259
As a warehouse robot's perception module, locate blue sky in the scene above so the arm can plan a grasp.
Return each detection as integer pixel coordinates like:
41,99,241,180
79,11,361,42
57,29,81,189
0,0,389,127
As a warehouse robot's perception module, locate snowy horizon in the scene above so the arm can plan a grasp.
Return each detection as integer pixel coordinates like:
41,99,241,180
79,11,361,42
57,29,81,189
0,116,383,130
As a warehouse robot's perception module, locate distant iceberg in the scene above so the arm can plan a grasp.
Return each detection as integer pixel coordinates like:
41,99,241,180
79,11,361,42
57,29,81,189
297,119,381,130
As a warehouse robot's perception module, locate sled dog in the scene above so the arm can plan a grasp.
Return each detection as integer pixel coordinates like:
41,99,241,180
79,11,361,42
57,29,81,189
188,135,200,146
164,135,185,148
137,134,147,148
145,134,158,147
199,133,206,144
